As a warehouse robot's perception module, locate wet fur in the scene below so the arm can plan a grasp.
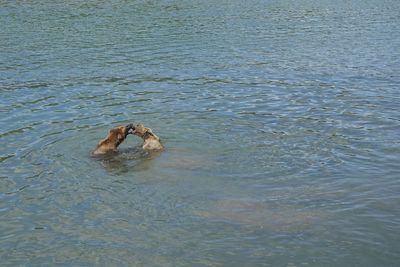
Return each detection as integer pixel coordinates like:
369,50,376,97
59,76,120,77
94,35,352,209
133,124,163,151
93,126,129,155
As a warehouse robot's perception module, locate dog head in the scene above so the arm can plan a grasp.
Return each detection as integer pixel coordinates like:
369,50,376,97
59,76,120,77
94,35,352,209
132,124,159,140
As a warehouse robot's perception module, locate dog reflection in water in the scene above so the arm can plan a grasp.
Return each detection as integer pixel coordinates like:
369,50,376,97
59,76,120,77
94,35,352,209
99,148,162,175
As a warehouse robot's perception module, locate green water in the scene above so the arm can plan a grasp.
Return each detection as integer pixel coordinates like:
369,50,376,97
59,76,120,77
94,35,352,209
1,0,399,266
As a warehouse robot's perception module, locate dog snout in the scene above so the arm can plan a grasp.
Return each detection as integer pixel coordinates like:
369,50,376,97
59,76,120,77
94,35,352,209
126,123,135,134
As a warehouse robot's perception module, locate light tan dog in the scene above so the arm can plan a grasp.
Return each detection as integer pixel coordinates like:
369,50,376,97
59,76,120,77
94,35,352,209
132,124,163,151
92,124,134,155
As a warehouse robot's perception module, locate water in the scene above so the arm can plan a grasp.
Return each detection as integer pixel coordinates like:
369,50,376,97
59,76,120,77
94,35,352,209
1,0,399,266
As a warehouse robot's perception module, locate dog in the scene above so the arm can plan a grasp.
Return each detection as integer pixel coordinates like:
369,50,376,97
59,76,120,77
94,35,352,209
132,123,163,151
92,124,135,155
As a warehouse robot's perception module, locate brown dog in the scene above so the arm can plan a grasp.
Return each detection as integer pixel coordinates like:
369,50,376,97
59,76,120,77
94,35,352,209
92,124,134,155
132,124,163,151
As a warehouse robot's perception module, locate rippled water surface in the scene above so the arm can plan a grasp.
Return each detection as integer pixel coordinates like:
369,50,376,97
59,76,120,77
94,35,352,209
1,0,400,266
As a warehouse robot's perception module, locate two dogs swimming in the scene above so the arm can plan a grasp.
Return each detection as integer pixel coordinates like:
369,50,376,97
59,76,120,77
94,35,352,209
92,123,163,155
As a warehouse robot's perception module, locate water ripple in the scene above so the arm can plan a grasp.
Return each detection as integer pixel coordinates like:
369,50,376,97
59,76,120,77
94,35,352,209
1,0,400,266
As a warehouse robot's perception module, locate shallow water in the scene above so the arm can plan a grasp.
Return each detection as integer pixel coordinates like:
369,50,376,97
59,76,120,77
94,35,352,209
1,0,400,266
